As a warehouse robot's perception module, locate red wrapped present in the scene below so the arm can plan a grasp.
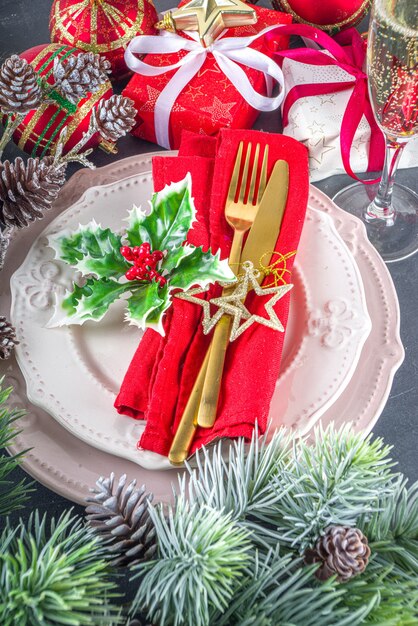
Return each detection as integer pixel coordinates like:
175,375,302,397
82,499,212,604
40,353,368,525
122,5,292,149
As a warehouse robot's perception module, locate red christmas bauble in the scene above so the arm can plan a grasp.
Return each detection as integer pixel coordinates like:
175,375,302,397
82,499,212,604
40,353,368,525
49,0,158,81
10,44,114,158
271,0,371,32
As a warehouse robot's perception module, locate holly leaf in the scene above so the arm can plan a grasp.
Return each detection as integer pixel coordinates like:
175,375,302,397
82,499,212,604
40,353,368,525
160,242,196,274
126,174,196,255
169,247,235,291
58,277,131,324
48,220,129,279
126,282,171,334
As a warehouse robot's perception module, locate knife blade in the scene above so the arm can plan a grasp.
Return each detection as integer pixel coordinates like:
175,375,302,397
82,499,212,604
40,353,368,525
240,159,289,281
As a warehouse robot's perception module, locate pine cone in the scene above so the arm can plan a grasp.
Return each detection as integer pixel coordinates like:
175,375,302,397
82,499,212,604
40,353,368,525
53,52,111,105
305,526,371,582
0,55,42,115
0,156,66,228
85,473,157,567
91,95,136,143
0,316,19,359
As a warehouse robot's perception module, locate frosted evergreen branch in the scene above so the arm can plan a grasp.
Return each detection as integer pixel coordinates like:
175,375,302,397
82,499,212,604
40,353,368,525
53,126,96,169
181,426,293,548
211,549,371,626
262,424,395,551
0,114,24,159
0,380,32,518
131,500,251,626
0,510,123,625
341,559,418,624
362,475,418,574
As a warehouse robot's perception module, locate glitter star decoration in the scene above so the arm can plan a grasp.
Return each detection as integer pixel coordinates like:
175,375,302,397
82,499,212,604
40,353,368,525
176,261,293,341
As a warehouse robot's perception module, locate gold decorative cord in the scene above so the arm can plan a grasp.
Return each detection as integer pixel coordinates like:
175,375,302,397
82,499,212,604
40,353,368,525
259,250,296,286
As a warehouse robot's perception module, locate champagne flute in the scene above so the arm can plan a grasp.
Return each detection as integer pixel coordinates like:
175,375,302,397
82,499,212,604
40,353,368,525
333,0,418,263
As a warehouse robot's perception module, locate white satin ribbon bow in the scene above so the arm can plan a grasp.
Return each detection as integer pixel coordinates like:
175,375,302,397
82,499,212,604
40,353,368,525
125,25,285,149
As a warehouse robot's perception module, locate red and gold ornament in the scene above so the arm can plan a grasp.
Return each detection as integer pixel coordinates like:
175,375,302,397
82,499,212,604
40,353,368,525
271,0,371,33
7,44,113,159
49,0,159,81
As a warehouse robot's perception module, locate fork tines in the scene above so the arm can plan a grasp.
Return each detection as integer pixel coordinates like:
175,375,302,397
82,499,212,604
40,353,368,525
228,142,269,207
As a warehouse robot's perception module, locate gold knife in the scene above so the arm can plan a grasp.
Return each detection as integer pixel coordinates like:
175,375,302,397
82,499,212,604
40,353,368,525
196,159,290,428
168,349,211,465
240,159,289,282
168,159,290,463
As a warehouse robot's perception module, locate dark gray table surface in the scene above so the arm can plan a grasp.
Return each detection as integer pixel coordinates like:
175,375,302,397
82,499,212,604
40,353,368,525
0,0,417,525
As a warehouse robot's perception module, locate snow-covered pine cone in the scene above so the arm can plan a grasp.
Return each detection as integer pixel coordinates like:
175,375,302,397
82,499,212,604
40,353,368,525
85,473,157,567
91,95,136,143
305,525,371,582
0,55,42,115
53,52,111,104
0,316,19,360
0,156,66,228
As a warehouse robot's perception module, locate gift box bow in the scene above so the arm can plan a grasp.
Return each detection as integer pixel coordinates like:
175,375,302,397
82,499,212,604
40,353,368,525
269,24,386,183
125,24,287,149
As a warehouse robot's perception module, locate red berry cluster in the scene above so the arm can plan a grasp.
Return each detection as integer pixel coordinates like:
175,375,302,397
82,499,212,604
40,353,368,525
121,243,167,286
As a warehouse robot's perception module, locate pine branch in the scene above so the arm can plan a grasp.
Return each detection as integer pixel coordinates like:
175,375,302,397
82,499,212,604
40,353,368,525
341,560,418,625
183,426,292,548
210,549,369,626
362,475,418,574
0,380,32,517
130,499,251,626
261,424,395,552
0,510,123,625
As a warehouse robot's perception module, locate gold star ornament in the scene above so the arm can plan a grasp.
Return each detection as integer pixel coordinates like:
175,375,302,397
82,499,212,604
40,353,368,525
176,261,293,341
155,0,257,47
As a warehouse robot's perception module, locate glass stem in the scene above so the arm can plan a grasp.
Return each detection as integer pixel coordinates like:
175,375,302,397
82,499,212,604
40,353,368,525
365,138,406,225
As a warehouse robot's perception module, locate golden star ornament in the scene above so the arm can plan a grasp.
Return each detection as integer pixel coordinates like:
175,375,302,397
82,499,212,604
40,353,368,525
155,0,257,47
176,261,293,341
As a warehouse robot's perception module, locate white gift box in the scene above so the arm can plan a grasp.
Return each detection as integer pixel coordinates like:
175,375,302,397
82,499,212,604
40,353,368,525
281,55,418,183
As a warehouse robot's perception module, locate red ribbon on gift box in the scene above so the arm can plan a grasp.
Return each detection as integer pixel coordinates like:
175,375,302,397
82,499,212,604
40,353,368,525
268,24,386,184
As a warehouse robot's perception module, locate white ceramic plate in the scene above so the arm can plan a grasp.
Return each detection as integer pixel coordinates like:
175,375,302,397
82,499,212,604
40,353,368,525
0,155,403,504
10,157,371,470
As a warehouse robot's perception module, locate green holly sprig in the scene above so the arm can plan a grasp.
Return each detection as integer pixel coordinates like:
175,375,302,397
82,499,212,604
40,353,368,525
48,175,235,334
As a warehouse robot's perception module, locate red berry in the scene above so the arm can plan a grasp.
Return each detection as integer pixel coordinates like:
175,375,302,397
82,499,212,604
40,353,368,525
120,246,134,260
148,269,157,280
133,257,146,268
143,255,155,269
139,242,151,256
157,275,167,287
125,267,137,281
135,266,147,278
132,246,142,257
152,250,164,262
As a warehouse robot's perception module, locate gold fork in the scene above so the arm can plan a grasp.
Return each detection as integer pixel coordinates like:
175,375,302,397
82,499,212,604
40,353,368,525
168,142,268,464
196,141,268,428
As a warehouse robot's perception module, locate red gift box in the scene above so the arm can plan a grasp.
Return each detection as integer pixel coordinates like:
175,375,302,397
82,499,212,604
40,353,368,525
123,5,292,148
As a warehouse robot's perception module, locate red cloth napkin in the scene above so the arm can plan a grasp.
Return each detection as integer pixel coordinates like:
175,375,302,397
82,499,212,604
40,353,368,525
115,129,309,456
